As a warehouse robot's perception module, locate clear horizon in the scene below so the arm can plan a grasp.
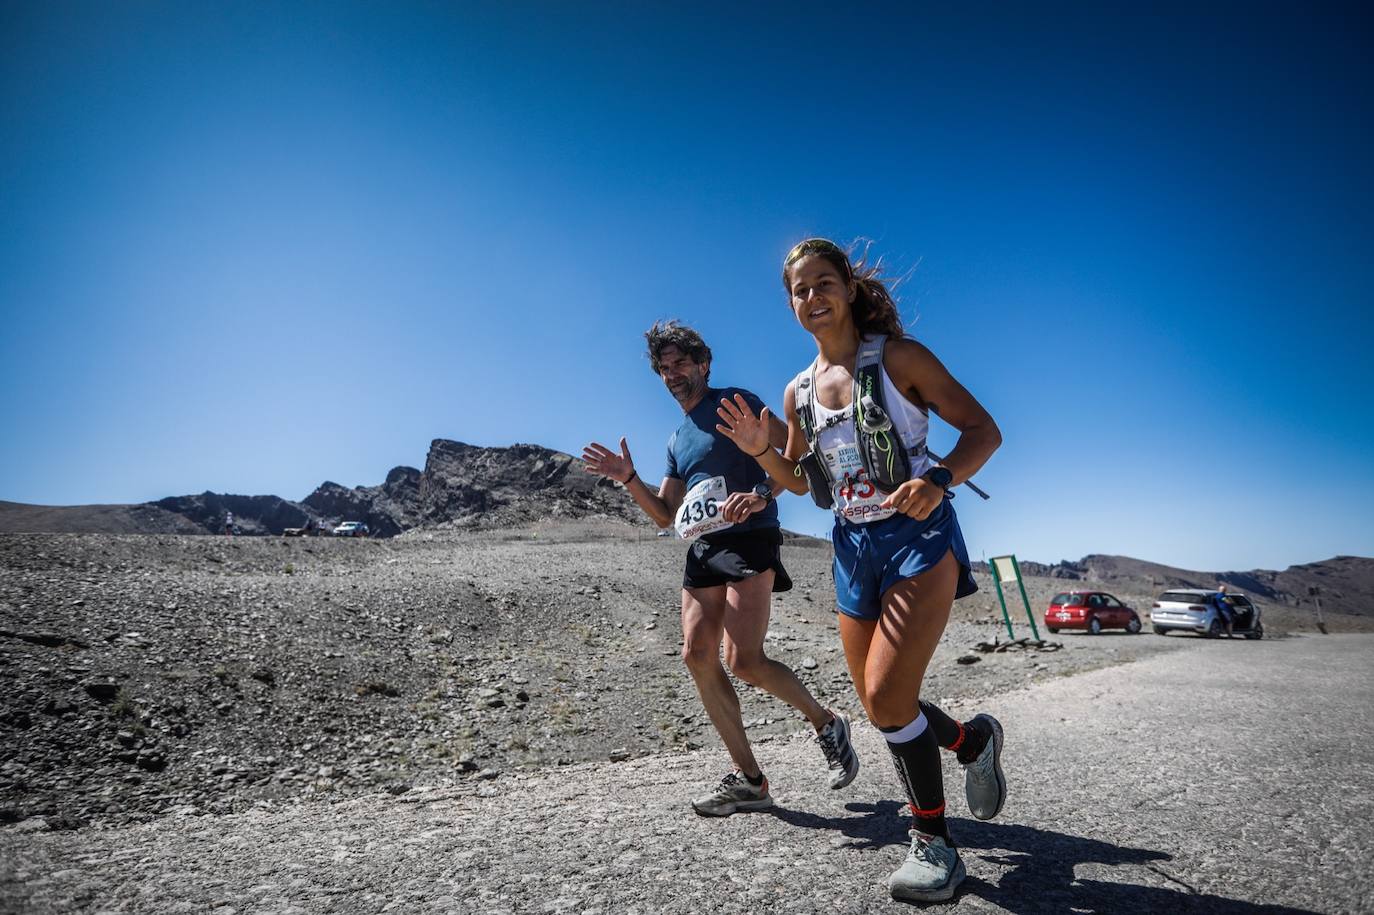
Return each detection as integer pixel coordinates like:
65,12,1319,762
3,431,1367,575
3,3,1372,572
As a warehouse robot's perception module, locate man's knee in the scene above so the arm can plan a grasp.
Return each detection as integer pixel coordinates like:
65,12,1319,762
681,640,719,672
726,649,770,686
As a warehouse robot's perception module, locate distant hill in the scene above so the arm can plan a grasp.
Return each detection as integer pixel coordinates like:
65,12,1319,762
0,500,203,535
1008,554,1372,617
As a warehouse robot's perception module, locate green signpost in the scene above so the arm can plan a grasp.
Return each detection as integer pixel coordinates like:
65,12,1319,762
988,554,1041,641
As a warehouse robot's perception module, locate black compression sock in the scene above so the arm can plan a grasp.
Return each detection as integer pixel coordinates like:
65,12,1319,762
918,700,962,748
880,715,950,841
919,700,988,764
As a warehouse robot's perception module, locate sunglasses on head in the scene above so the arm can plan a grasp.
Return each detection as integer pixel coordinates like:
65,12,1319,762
785,238,847,264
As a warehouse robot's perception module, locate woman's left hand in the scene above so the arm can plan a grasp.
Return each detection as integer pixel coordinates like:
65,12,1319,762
721,492,765,524
715,395,773,459
879,479,944,520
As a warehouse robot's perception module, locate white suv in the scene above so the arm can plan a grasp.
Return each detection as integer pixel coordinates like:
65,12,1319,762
332,521,369,538
1150,589,1263,639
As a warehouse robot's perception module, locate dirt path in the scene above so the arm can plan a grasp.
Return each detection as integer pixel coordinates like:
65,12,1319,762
4,632,1369,914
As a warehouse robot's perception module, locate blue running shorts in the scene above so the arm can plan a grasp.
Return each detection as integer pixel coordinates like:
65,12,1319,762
831,497,978,621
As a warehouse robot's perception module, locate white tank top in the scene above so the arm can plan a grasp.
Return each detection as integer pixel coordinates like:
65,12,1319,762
811,359,934,524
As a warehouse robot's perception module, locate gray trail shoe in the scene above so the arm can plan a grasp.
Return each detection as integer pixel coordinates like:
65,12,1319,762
817,714,860,789
889,831,965,903
691,771,773,817
963,713,1006,820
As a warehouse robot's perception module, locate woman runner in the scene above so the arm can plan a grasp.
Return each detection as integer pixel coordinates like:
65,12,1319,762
716,238,1005,903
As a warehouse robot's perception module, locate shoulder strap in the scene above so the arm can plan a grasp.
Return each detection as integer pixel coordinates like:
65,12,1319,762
852,334,888,422
853,334,927,458
793,360,820,449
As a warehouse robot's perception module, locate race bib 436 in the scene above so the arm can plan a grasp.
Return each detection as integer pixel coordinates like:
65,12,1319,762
675,475,734,542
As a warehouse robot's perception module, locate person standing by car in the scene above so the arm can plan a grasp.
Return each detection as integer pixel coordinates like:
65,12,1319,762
582,320,859,817
715,239,1006,903
1213,584,1235,638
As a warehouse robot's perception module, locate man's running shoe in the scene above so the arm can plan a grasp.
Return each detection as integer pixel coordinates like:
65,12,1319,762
691,771,773,817
963,713,1006,820
817,714,860,789
888,831,965,903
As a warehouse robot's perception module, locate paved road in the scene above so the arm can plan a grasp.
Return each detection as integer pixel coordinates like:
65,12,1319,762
4,633,1372,914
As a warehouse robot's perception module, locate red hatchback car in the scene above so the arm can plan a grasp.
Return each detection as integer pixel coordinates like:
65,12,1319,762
1045,591,1142,635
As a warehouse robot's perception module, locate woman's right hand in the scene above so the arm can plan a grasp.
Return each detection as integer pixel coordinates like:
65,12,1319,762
582,437,636,484
715,394,773,459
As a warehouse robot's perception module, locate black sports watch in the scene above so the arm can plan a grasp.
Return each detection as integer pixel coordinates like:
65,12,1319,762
922,466,954,491
752,482,774,503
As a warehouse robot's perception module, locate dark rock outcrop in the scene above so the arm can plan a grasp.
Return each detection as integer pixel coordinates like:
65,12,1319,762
302,467,422,538
152,493,311,536
291,441,639,535
416,440,636,529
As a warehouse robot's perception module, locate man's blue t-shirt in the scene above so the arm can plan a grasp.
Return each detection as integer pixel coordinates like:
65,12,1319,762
665,386,779,535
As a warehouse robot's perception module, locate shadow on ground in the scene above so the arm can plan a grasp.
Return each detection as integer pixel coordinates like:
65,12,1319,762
769,803,1317,914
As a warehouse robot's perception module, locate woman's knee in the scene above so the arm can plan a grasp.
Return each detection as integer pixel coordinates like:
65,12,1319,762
862,679,921,729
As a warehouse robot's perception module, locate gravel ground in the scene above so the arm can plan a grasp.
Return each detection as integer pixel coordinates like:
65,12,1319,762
0,521,1269,835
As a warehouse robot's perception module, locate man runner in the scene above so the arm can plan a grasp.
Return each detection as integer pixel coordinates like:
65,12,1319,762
583,320,858,815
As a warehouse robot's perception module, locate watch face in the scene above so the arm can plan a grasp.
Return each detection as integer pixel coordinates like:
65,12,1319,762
927,467,953,488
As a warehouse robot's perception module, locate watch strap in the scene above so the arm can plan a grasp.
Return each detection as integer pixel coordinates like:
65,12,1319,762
922,466,953,490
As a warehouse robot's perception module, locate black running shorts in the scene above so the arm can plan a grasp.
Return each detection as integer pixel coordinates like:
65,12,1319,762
683,527,793,593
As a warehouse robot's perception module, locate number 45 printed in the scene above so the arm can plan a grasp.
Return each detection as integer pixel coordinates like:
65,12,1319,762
840,469,876,500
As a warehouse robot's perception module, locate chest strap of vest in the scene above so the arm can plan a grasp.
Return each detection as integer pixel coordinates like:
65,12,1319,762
854,335,916,492
798,338,989,504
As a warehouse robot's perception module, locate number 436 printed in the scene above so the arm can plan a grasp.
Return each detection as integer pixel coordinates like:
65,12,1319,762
674,475,733,543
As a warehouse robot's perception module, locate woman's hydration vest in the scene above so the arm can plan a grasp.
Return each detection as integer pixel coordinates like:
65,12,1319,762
792,334,930,512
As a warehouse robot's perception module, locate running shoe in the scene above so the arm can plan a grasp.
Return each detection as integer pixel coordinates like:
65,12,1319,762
817,714,860,789
888,831,965,903
963,713,1006,821
691,771,773,817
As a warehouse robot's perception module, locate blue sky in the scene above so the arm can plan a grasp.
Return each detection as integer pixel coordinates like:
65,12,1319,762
3,2,1371,571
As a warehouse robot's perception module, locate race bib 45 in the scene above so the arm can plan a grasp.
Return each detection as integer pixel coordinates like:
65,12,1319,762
826,446,896,524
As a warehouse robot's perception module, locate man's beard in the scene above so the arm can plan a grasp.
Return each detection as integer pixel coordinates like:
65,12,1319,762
671,376,705,404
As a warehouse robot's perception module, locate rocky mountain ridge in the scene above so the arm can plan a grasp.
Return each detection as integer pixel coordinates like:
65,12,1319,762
3,439,641,539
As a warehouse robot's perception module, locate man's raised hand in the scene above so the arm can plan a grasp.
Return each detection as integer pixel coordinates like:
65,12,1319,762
582,437,636,484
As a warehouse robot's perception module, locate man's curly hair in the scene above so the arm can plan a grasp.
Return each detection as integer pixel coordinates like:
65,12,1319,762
645,320,711,381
